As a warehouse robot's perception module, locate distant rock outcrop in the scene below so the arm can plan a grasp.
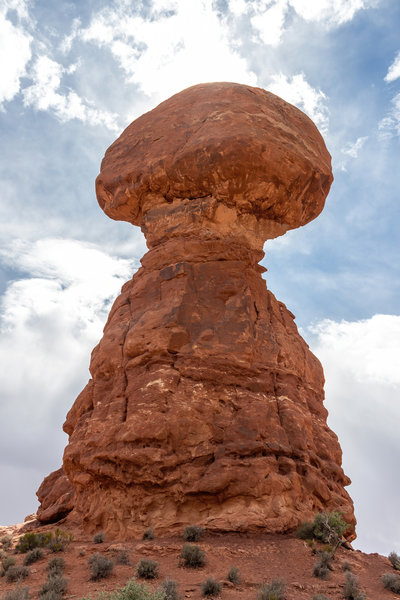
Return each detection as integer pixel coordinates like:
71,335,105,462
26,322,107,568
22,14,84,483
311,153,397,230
37,83,355,538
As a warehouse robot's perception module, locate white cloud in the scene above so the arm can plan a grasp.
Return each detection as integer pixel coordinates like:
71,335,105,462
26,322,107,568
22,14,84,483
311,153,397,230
378,92,400,139
385,50,400,83
23,55,120,130
308,314,400,554
267,72,329,131
80,0,257,103
250,0,288,46
289,0,373,26
342,135,368,158
0,7,31,108
0,238,136,524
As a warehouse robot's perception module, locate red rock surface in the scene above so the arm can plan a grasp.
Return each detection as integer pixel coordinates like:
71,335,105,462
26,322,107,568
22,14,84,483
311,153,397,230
38,82,355,539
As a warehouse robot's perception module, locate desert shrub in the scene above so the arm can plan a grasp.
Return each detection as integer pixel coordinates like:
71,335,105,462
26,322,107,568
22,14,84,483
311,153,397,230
313,512,349,546
183,525,204,542
343,572,365,599
23,548,43,566
15,533,51,554
342,560,352,572
161,578,180,600
2,555,16,572
47,529,73,553
95,577,165,600
180,544,205,568
201,577,222,597
6,566,30,583
88,554,114,581
46,557,65,576
142,528,155,541
312,596,329,600
382,572,400,593
313,551,333,580
0,536,12,550
93,532,105,544
227,565,240,585
39,574,68,598
2,587,30,600
136,559,159,579
257,579,285,600
389,551,400,570
295,521,315,540
116,549,131,565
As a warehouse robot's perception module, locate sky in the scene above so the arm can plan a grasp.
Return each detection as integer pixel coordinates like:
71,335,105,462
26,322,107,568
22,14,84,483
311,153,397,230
0,0,399,556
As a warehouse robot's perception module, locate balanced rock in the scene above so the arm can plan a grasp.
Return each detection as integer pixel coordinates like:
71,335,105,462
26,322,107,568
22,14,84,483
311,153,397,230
38,83,355,538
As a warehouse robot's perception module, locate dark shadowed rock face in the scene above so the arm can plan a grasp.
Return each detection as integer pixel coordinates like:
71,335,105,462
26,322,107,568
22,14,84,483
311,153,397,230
37,82,355,539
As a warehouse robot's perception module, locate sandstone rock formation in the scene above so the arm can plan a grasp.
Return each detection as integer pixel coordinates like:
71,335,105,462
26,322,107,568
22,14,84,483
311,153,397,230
37,82,355,539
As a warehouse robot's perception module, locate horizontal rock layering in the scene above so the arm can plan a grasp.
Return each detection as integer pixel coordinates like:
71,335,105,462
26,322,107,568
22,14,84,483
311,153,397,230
37,83,355,538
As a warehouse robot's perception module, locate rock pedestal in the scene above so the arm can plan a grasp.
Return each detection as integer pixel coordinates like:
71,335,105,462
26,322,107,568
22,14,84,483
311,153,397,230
37,83,355,539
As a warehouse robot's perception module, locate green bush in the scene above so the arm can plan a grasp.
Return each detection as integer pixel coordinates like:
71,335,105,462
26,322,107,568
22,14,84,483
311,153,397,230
183,525,204,542
180,544,205,568
313,551,333,580
88,554,114,581
142,528,155,541
257,579,286,600
6,566,30,583
136,559,159,579
201,577,222,597
295,521,315,540
389,551,400,570
1,587,30,600
313,596,329,600
343,572,365,599
39,574,68,598
46,557,65,576
382,572,400,593
161,578,180,600
47,530,73,553
15,533,51,554
313,512,349,545
23,548,43,566
227,565,240,584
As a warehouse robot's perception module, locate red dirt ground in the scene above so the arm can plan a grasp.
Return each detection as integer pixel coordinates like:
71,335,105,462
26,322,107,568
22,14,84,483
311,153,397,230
0,523,399,600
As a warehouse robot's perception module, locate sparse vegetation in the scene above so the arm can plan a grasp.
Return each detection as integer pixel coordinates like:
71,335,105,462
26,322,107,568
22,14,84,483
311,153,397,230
227,565,240,585
93,532,105,544
343,572,365,599
1,587,30,600
136,559,159,579
115,549,131,565
2,555,16,573
23,548,44,566
389,551,400,570
80,578,166,600
47,529,73,553
312,596,329,600
46,557,65,577
201,577,222,597
342,560,352,572
6,565,30,583
88,553,114,581
295,521,315,540
313,551,333,580
296,511,349,554
161,578,180,600
183,525,204,542
257,579,286,600
15,532,51,554
0,536,12,551
142,528,155,541
180,543,205,568
39,574,69,599
382,572,400,593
